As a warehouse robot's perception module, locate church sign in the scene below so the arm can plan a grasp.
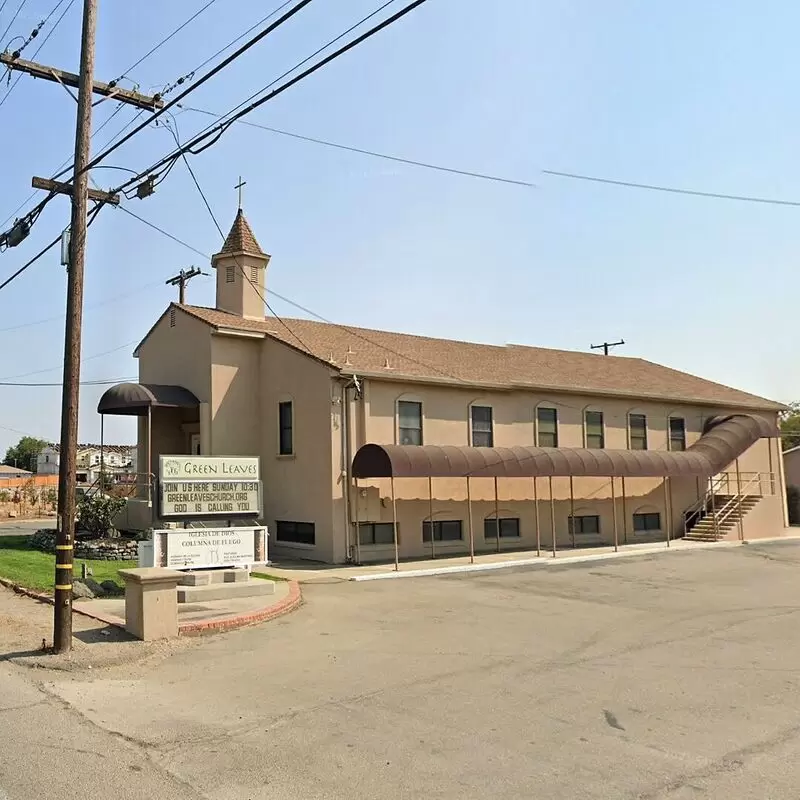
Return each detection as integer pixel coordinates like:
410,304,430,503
158,456,262,519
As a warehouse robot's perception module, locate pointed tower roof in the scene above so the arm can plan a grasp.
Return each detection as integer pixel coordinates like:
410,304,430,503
216,209,266,258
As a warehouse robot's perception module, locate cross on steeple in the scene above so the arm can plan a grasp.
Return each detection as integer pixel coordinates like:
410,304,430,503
234,176,247,209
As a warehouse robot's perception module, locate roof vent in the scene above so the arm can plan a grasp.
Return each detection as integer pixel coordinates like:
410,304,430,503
383,357,393,370
344,352,352,366
328,351,337,364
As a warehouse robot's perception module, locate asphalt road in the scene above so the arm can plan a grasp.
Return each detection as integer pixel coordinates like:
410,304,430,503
0,518,53,536
5,541,800,798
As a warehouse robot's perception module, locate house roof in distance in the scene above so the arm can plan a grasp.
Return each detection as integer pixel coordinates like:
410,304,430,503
166,304,782,411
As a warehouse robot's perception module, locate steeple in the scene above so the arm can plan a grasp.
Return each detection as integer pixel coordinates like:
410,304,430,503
211,209,270,319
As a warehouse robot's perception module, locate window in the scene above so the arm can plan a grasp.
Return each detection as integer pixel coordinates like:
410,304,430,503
568,515,600,535
470,405,493,447
358,522,395,545
225,265,235,283
585,411,604,449
422,520,462,542
275,521,315,545
169,307,176,326
669,417,686,451
250,265,258,282
398,400,423,445
483,517,520,539
278,401,293,455
537,407,558,447
629,413,647,450
633,512,661,532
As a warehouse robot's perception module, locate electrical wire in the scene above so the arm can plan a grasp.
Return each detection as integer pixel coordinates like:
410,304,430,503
104,0,430,201
112,0,222,83
115,204,208,259
0,0,29,48
0,376,136,386
0,0,76,109
0,339,138,381
182,105,535,188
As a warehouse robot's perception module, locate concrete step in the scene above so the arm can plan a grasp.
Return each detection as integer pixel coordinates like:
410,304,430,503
179,569,250,587
177,579,275,604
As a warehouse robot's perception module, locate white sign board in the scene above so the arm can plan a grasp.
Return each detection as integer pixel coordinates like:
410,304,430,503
159,455,260,481
163,527,258,569
159,480,261,518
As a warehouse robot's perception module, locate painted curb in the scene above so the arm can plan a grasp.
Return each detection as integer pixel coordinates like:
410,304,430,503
349,537,799,582
178,580,302,635
0,575,302,636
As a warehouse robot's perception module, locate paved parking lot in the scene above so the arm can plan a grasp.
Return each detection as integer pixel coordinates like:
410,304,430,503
29,539,800,799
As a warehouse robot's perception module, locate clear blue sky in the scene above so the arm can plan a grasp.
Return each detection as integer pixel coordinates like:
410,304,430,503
0,0,797,454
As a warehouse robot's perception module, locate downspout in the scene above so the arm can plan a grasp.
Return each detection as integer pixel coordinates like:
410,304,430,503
341,380,353,563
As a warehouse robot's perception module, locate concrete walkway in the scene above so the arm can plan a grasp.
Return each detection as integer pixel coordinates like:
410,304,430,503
266,531,800,583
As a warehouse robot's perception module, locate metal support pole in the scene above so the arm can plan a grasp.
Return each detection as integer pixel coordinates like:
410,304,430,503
428,476,435,559
147,404,153,506
569,475,576,548
99,414,104,494
611,477,618,552
54,0,98,654
549,476,556,558
467,477,474,564
664,477,672,547
391,476,399,571
710,477,719,540
533,476,541,557
735,459,744,541
354,477,361,565
621,476,628,545
494,476,500,553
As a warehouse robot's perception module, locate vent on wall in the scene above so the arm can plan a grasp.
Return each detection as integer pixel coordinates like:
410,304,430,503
226,265,235,283
169,308,176,328
250,266,258,282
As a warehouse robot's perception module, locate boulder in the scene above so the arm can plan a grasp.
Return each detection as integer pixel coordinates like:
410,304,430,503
100,580,120,595
83,578,107,597
72,581,95,599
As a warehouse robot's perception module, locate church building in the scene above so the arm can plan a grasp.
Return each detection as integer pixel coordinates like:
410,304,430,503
98,210,789,565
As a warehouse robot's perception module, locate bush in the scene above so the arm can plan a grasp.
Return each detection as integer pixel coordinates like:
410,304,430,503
0,490,9,502
76,494,126,537
787,485,800,525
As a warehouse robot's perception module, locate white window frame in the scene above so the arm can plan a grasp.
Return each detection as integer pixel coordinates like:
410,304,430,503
534,403,559,448
396,395,424,446
627,410,648,451
469,403,494,448
668,416,687,451
583,407,605,449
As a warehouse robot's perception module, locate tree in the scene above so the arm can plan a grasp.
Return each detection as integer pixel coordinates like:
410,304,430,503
780,403,800,452
3,436,48,472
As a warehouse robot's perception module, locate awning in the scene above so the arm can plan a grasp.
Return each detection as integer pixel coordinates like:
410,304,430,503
351,414,776,479
97,382,200,417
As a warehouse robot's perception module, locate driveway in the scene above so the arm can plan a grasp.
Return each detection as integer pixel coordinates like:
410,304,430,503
8,541,800,798
0,518,53,536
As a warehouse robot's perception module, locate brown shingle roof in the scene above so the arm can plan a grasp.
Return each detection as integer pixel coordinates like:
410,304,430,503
215,209,266,258
177,304,782,411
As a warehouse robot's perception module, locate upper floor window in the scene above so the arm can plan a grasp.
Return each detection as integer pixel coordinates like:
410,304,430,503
669,417,686,451
536,407,558,447
629,413,648,450
585,410,605,449
398,400,423,446
278,401,293,455
470,405,493,447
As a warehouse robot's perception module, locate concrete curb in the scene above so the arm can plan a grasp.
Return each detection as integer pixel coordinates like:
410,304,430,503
0,575,302,636
178,580,302,636
349,537,800,582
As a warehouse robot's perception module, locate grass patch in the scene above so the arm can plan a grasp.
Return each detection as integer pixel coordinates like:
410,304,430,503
0,535,135,593
251,571,289,582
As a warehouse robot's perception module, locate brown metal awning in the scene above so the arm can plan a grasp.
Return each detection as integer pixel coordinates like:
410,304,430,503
97,382,199,417
351,414,776,479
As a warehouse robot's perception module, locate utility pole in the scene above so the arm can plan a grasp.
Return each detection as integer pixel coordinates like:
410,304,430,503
591,339,625,356
166,266,204,304
3,1,159,654
53,0,98,655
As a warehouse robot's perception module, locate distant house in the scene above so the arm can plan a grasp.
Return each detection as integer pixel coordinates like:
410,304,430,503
36,443,137,484
0,464,33,480
783,445,800,490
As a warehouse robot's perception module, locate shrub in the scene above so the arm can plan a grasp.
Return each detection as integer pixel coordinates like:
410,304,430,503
76,494,126,537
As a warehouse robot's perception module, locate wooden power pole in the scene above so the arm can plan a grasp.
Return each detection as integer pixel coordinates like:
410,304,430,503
3,0,159,653
166,266,204,304
591,339,625,356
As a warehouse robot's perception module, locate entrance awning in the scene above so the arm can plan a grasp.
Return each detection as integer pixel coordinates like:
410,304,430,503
351,414,776,479
97,382,199,416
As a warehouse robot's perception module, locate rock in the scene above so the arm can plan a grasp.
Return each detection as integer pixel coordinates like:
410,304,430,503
100,580,120,595
83,578,106,597
72,581,95,599
7,510,16,518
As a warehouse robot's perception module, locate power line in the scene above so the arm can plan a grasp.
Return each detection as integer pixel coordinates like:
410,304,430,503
105,0,431,202
0,375,135,386
0,0,30,47
81,0,317,176
115,204,209,259
541,169,800,208
113,0,221,82
0,338,137,380
180,105,535,188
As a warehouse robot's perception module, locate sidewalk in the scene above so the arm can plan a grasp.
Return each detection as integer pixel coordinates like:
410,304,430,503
265,531,800,583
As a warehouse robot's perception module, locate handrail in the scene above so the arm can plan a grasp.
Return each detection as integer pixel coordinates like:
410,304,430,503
713,473,763,530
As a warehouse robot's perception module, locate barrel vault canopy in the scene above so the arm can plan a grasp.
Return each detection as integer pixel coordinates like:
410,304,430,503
351,415,777,480
97,382,199,417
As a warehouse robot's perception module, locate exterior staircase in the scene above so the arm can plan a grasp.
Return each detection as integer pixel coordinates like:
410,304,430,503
683,493,762,542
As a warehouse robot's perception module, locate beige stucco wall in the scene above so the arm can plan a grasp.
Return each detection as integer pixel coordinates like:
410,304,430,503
783,449,800,489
